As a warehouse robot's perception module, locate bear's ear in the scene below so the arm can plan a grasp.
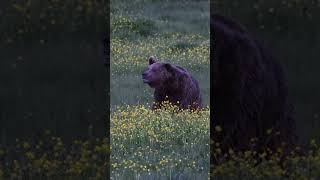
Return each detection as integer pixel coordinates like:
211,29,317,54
164,63,174,72
149,56,157,65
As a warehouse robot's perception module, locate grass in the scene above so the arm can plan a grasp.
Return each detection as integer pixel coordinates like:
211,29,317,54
2,104,320,179
210,138,320,180
110,34,209,106
0,135,109,179
110,0,210,179
110,0,210,107
111,103,210,179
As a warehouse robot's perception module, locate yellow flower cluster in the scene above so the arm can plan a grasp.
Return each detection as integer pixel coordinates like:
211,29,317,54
211,126,320,179
111,103,210,178
111,33,209,75
0,136,109,179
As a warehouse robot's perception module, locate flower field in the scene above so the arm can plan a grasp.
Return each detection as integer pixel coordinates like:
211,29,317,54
111,103,210,179
110,0,210,179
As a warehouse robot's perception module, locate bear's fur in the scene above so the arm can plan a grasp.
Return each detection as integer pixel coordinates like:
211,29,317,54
142,56,202,110
211,14,296,154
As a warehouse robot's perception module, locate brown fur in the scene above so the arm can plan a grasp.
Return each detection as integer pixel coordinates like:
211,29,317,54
142,56,202,110
211,14,297,155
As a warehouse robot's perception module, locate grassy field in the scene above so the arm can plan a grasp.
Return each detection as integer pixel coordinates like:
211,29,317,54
110,0,210,107
110,0,210,179
111,103,209,179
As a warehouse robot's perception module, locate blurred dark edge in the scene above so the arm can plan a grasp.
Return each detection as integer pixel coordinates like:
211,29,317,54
209,0,214,175
210,0,320,175
0,0,110,158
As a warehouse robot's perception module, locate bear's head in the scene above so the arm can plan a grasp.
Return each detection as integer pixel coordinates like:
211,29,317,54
142,56,179,89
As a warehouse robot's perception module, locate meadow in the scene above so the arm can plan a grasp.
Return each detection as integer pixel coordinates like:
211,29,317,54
111,103,209,179
110,0,320,179
110,0,210,107
110,0,210,179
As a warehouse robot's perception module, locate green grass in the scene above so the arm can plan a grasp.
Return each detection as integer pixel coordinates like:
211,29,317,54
110,34,209,106
110,0,210,179
111,103,210,179
110,0,209,107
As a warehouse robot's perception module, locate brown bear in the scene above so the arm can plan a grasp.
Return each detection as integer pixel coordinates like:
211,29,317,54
211,14,297,156
142,56,202,110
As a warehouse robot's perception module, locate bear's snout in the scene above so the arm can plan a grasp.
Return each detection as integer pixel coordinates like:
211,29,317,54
142,72,147,77
142,71,149,83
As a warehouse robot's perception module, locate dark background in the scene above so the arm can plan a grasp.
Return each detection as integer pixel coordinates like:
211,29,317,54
0,0,109,144
214,0,320,143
